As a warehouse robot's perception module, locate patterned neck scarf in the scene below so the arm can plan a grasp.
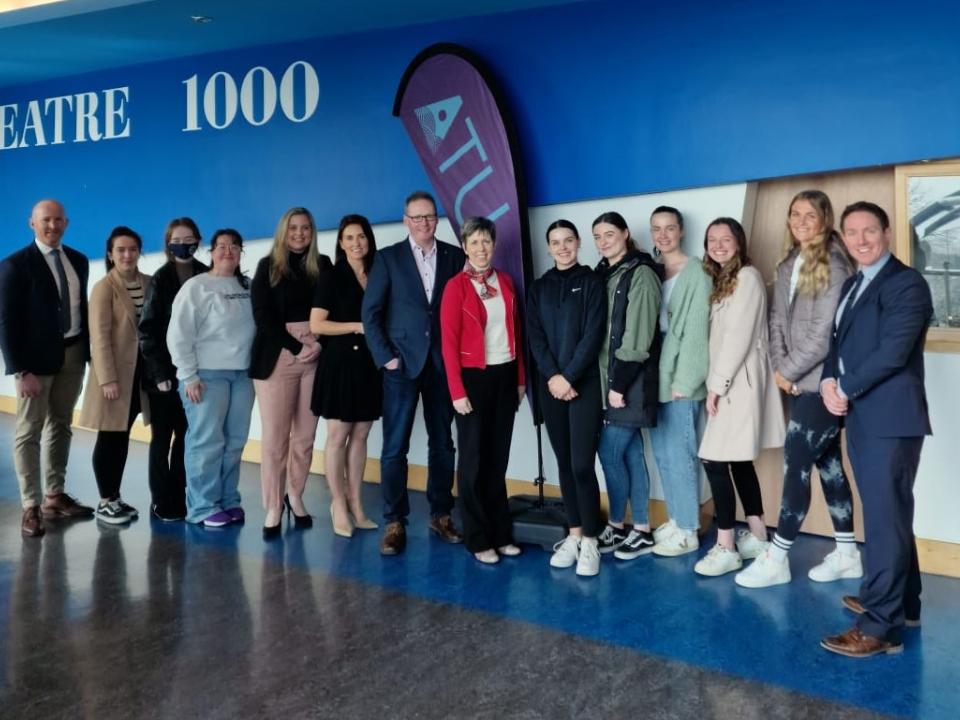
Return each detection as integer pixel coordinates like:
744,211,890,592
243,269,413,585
464,262,498,299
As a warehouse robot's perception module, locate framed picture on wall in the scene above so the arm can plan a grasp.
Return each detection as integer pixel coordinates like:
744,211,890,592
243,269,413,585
894,160,960,353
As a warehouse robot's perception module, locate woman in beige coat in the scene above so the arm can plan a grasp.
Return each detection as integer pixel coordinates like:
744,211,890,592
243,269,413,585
695,218,784,577
79,227,151,525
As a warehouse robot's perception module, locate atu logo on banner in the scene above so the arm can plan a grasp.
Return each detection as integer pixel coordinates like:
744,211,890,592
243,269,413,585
393,44,532,305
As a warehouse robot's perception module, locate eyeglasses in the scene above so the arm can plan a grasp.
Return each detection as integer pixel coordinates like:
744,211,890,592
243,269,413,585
213,243,242,253
405,214,438,225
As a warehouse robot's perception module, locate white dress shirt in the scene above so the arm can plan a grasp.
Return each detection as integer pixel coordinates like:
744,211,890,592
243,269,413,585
34,238,82,338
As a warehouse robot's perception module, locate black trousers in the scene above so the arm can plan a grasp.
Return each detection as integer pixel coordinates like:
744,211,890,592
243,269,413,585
538,372,602,537
92,377,142,500
147,387,188,515
776,392,853,541
702,460,763,530
455,362,517,553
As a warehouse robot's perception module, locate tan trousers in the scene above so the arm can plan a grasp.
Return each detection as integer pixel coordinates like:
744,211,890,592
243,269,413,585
253,322,319,511
14,343,87,508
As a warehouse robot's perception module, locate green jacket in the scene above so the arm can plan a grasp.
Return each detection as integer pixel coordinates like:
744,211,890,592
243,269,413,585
658,258,711,402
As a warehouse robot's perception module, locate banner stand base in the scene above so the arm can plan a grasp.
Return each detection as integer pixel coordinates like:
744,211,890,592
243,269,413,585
509,494,568,551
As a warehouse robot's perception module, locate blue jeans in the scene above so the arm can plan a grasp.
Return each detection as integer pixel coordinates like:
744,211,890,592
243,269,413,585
179,369,255,523
598,422,649,525
379,360,455,523
648,399,702,531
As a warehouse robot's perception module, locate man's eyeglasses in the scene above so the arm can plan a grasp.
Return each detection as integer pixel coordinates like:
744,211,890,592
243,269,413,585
405,214,438,225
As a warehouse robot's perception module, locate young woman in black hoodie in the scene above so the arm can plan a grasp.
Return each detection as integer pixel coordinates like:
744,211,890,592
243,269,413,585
526,220,606,576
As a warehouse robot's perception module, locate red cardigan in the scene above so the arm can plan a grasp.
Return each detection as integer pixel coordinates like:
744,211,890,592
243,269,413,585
439,270,526,402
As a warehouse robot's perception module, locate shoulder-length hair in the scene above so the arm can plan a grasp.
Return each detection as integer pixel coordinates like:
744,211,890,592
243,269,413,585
163,217,201,262
268,207,323,287
335,214,378,273
104,226,142,272
703,217,751,304
209,228,249,289
778,190,850,296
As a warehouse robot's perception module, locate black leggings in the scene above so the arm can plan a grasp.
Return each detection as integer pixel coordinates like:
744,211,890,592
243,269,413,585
702,460,763,530
776,392,853,541
92,377,141,500
147,388,188,515
538,373,603,537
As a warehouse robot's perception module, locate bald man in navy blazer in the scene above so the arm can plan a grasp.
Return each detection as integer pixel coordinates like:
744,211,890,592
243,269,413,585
0,199,94,538
819,201,932,658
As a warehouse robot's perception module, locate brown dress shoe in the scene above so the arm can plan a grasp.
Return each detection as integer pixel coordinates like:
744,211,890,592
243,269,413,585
380,521,407,556
42,493,94,519
842,595,920,627
428,515,463,544
21,506,45,537
821,626,903,657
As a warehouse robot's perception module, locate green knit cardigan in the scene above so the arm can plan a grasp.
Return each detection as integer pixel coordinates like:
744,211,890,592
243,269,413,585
658,258,712,402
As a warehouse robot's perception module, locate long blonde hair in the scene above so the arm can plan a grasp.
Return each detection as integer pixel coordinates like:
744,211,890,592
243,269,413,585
268,207,323,287
778,190,846,297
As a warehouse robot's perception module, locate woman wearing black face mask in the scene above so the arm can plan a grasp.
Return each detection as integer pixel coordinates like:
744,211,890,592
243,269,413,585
138,217,209,521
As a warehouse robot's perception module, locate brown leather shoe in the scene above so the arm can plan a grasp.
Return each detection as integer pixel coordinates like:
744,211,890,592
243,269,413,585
21,506,45,537
41,493,94,519
379,521,407,556
821,626,903,657
842,595,920,627
428,515,463,544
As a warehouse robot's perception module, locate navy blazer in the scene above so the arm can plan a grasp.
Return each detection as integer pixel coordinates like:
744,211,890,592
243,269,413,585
0,242,90,375
821,255,932,438
361,237,465,379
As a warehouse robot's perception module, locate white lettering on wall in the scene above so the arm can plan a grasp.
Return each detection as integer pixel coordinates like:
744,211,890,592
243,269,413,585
0,86,128,151
183,60,319,132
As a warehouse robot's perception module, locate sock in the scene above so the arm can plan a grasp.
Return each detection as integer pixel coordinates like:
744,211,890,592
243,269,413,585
769,533,793,563
835,531,857,555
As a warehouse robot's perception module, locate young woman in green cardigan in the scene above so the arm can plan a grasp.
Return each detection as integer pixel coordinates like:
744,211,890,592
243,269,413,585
646,206,712,557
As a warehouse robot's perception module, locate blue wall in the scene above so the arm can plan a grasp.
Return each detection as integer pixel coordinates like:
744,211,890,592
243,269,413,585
2,0,959,256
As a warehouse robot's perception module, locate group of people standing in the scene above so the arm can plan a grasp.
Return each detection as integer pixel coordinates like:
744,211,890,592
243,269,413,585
0,187,932,658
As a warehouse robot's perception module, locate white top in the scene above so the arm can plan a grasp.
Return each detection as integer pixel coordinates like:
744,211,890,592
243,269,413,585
471,272,512,365
789,254,804,304
409,236,438,302
659,274,678,332
34,238,82,338
167,273,255,384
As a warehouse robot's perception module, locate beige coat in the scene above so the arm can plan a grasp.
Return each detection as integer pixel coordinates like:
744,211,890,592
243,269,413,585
699,266,784,461
79,269,152,432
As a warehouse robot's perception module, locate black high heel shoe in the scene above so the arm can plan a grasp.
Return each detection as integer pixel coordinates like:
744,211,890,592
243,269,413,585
263,519,281,540
284,494,313,529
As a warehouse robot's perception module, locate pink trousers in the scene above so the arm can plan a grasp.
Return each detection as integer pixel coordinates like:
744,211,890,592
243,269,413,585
254,322,320,510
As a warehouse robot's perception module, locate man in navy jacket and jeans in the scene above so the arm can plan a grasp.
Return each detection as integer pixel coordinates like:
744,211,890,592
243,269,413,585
820,201,932,658
362,191,466,555
0,199,94,538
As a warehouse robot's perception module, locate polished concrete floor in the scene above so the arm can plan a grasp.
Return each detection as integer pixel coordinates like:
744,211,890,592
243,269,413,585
0,415,957,719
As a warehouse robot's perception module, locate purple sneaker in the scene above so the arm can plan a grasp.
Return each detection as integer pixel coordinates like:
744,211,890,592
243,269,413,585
226,507,245,523
202,510,233,528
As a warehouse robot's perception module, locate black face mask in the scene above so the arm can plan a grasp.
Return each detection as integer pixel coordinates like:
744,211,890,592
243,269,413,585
170,243,199,260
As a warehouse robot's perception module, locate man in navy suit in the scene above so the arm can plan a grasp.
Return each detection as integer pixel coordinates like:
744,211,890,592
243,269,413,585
362,191,466,555
0,199,94,538
819,201,932,657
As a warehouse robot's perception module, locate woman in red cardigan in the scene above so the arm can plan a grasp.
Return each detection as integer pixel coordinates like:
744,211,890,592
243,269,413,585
440,216,526,564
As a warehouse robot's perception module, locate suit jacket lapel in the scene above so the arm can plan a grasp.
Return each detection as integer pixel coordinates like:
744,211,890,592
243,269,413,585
838,256,899,341
28,243,60,299
398,239,431,309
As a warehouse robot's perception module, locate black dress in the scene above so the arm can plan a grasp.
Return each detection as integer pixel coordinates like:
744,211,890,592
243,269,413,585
311,261,383,421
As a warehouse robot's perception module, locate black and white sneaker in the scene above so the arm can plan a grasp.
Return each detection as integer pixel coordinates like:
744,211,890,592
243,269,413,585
597,524,629,554
114,498,139,519
96,500,133,525
614,529,655,560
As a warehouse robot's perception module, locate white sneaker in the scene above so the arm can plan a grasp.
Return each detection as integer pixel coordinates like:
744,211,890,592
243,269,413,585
735,529,768,560
735,550,791,588
576,537,601,577
694,545,742,577
808,547,863,582
653,518,678,543
550,535,580,569
653,528,699,557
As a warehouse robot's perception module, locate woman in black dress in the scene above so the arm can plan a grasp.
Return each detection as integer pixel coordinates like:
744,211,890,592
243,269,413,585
311,214,381,537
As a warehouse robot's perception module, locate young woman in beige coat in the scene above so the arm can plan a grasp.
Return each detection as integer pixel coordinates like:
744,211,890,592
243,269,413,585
79,227,152,525
696,218,784,576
